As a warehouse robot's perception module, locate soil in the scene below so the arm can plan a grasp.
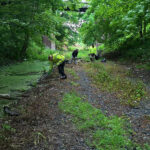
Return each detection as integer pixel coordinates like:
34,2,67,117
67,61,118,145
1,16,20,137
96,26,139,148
0,62,150,150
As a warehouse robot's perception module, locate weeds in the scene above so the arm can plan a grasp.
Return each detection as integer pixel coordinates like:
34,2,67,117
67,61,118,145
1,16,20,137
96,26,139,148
66,68,79,80
59,92,133,150
0,123,16,149
136,63,150,70
70,81,79,87
85,62,147,107
33,132,46,146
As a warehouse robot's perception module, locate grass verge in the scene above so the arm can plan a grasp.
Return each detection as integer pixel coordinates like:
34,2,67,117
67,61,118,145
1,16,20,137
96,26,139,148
84,62,148,107
59,92,136,150
59,92,150,150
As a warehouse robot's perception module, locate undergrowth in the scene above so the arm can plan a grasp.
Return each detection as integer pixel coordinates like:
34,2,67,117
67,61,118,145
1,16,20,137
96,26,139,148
84,62,147,107
136,63,150,71
27,40,58,61
0,123,16,149
70,81,79,87
59,92,150,150
59,92,133,150
65,68,79,80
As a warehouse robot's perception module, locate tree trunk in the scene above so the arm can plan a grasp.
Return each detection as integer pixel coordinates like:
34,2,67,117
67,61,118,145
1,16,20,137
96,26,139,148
21,31,29,58
139,20,143,38
143,19,146,36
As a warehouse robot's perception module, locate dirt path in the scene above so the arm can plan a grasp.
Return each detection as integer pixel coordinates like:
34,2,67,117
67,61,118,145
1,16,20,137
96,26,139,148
73,64,150,145
0,67,95,150
0,62,150,149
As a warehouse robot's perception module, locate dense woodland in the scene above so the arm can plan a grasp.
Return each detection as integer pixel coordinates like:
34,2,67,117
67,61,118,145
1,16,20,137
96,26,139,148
80,0,150,62
0,0,80,62
0,0,150,63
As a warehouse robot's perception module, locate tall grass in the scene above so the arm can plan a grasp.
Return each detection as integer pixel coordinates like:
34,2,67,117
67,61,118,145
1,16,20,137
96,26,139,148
85,62,147,107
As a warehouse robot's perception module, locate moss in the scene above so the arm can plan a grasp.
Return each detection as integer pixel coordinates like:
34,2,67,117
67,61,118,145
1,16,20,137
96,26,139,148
0,60,50,117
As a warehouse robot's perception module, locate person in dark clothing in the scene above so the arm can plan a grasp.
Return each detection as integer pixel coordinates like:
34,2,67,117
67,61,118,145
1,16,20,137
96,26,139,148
95,50,102,60
58,61,66,79
71,49,79,64
95,55,99,60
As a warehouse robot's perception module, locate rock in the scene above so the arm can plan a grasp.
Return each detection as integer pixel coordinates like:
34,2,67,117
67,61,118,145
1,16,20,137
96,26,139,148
3,106,20,116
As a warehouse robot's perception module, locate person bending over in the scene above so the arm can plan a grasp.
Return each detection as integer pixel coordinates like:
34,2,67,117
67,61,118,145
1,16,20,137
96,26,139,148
48,53,67,79
71,49,79,64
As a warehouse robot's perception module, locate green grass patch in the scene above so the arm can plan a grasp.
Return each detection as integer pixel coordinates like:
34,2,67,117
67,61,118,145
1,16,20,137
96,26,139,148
84,62,147,107
65,68,79,80
78,49,89,61
136,63,150,70
70,81,80,87
59,92,133,150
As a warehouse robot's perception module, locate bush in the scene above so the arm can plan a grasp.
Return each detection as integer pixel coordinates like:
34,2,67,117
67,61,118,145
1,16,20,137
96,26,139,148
26,40,58,61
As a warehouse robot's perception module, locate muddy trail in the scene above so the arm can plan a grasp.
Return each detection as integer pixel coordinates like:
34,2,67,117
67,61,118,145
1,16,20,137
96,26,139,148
0,62,150,150
74,65,150,144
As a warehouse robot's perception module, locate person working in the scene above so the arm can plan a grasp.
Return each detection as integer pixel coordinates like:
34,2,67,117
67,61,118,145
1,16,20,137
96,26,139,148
71,49,79,64
89,48,97,61
48,53,67,79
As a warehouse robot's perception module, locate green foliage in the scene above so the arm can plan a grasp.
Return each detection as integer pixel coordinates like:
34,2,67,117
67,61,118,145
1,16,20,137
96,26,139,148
80,0,150,62
119,38,150,62
136,63,150,70
98,44,105,50
85,62,147,107
2,124,16,133
0,0,78,62
78,48,89,61
59,92,133,150
26,40,57,61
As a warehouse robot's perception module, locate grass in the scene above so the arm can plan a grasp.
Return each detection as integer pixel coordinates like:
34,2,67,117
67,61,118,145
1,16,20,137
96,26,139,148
136,63,150,70
59,92,150,150
65,68,79,80
84,62,147,107
59,92,134,150
70,81,80,87
0,123,16,149
78,49,89,61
